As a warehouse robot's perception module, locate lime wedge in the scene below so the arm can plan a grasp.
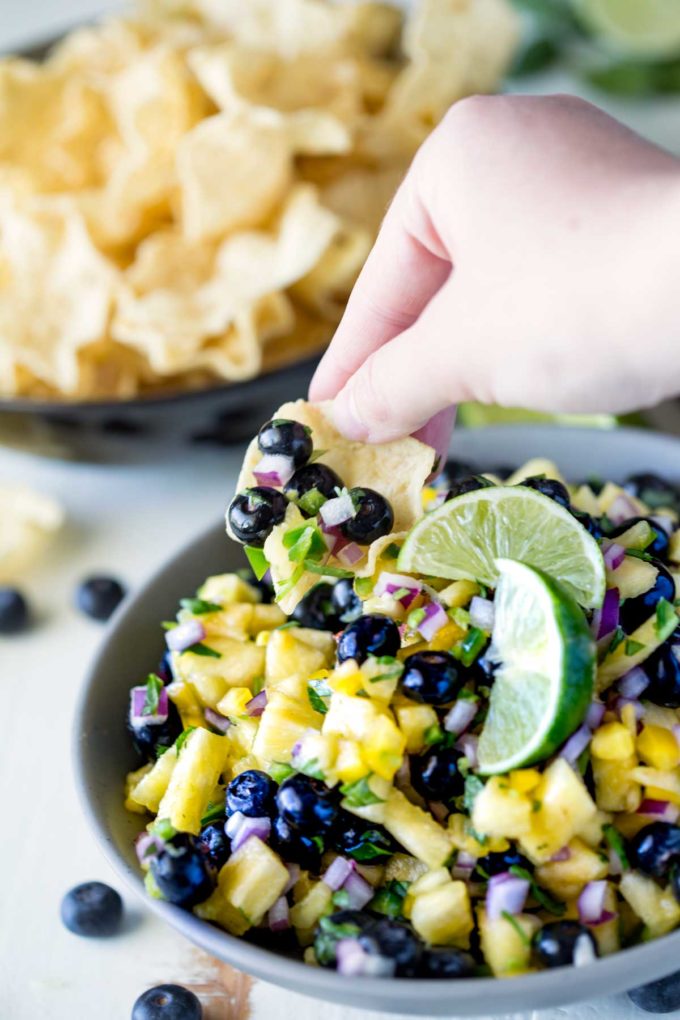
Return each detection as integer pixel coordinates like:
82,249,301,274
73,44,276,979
477,559,596,775
397,485,605,609
574,0,680,57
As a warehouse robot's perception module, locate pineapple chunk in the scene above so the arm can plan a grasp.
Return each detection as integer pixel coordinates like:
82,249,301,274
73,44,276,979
396,703,439,754
614,520,657,552
196,837,288,932
129,746,178,813
592,754,640,813
252,690,321,767
174,637,265,707
330,662,364,696
509,769,542,794
410,880,473,947
591,722,635,761
536,838,608,900
597,482,645,517
571,484,601,516
167,680,204,729
630,766,680,804
438,579,479,609
593,882,620,957
125,764,152,814
334,739,368,784
448,813,509,856
508,458,565,485
323,692,382,742
265,628,334,683
224,717,258,759
294,730,338,783
157,729,230,834
382,789,453,868
637,724,680,770
384,853,429,884
620,872,680,937
198,573,261,605
341,774,392,824
605,558,657,601
362,714,406,781
520,759,598,862
217,687,253,718
478,908,541,977
406,868,451,899
472,777,533,840
597,607,679,690
577,809,610,847
289,880,333,931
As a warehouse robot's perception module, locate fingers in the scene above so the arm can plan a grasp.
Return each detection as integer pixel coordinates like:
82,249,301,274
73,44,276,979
309,166,451,402
413,406,457,470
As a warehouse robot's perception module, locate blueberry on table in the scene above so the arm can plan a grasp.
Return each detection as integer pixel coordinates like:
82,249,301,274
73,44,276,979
337,614,401,665
257,418,312,468
618,558,675,633
275,774,338,836
0,587,29,635
420,947,475,979
520,476,571,507
410,747,465,803
473,848,532,881
150,834,216,908
341,488,394,544
228,487,287,547
292,582,339,631
132,984,202,1020
196,823,231,870
359,917,422,977
644,629,680,707
628,971,680,1014
444,475,494,501
609,516,671,560
75,576,125,621
533,921,597,968
60,881,123,937
284,463,343,510
271,813,323,871
129,701,183,762
226,769,277,818
330,578,362,624
400,651,462,705
625,472,679,511
630,822,680,878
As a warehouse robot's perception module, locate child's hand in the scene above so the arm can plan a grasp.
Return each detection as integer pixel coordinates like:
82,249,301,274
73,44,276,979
310,95,680,455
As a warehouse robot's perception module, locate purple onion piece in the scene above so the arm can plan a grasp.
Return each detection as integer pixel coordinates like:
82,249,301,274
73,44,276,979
577,880,607,925
130,686,169,727
585,700,606,731
603,542,625,571
343,870,373,910
559,724,592,765
252,453,295,489
417,601,448,642
337,542,363,567
230,815,271,853
166,618,206,652
618,666,649,700
486,873,530,921
444,698,478,736
322,856,355,891
204,707,231,733
245,690,268,717
319,491,354,528
268,895,290,932
469,596,495,632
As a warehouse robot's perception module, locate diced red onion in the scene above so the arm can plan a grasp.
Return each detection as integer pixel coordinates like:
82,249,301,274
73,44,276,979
637,799,680,823
585,701,606,731
428,801,449,823
651,515,674,536
603,542,626,571
486,873,530,921
578,881,610,926
614,696,645,721
608,494,641,525
268,895,290,932
592,588,620,640
204,707,231,733
337,542,364,567
323,856,355,891
444,698,478,735
245,690,268,717
319,491,355,528
343,870,374,910
374,572,422,609
455,734,479,769
560,724,591,765
673,724,680,749
135,830,163,864
253,453,295,488
549,846,571,863
469,596,495,632
417,601,448,642
457,851,476,869
225,811,247,840
130,686,169,727
618,666,649,700
230,814,271,853
284,863,301,894
165,618,206,652
336,939,396,978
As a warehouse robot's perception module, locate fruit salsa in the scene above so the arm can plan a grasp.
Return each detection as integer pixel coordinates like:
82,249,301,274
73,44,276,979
124,402,680,980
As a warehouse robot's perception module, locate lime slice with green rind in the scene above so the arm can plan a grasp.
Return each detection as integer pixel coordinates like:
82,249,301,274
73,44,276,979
477,558,596,775
397,484,606,609
574,0,680,58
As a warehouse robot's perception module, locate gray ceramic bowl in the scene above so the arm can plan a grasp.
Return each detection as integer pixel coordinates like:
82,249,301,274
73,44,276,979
75,425,680,1015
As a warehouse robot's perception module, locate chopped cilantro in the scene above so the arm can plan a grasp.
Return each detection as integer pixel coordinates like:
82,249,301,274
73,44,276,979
298,757,325,781
370,880,409,919
142,673,164,716
303,561,354,578
307,448,329,464
175,727,196,753
311,835,326,853
180,597,222,615
314,915,361,965
331,889,351,909
407,607,426,629
501,911,531,945
463,774,485,813
509,865,565,916
340,775,385,807
276,621,301,630
606,626,626,656
297,487,328,516
626,548,653,562
656,598,676,636
366,655,403,682
603,823,630,871
201,798,226,826
307,681,331,715
355,576,374,599
244,545,270,581
625,638,645,656
275,563,305,598
269,762,296,784
423,723,445,747
384,543,402,560
284,524,327,564
251,675,265,695
452,627,487,667
152,818,176,842
161,620,176,630
346,832,394,862
185,642,221,658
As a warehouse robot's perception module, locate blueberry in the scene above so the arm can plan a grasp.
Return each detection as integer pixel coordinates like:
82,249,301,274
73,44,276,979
628,972,680,1014
619,558,675,633
520,476,571,507
625,473,679,512
473,848,532,881
359,918,422,977
276,774,338,836
132,984,202,1020
330,578,362,624
471,652,498,685
333,812,394,861
271,813,324,871
0,587,29,634
257,418,313,468
410,748,465,802
284,463,344,515
673,866,680,906
226,769,277,818
76,576,125,621
534,921,597,968
444,475,494,501
60,881,123,937
156,651,174,683
238,565,274,603
643,629,680,707
420,947,475,979
196,823,231,870
341,488,394,544
227,487,287,547
292,583,339,631
571,509,604,539
337,614,401,665
129,701,183,762
609,516,671,560
630,822,680,878
150,834,215,908
400,651,461,705
314,910,376,967
440,459,478,486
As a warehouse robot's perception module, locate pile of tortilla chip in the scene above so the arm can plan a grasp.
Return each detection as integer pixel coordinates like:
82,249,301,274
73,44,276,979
0,0,518,402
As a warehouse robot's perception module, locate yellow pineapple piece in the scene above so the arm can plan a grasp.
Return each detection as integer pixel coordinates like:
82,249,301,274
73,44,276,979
360,658,401,703
125,764,152,814
194,891,251,936
382,788,453,868
342,774,392,824
252,690,321,767
577,809,610,847
265,628,334,683
129,747,178,813
571,484,601,516
362,714,406,781
592,754,640,813
592,722,636,761
509,769,542,794
597,481,645,517
294,731,339,783
508,458,565,485
174,637,265,707
335,739,368,783
620,872,680,937
593,882,620,957
597,608,680,690
478,907,541,977
536,838,608,901
669,530,680,564
472,777,533,840
384,853,429,884
448,813,509,856
224,717,258,759
631,766,680,804
410,880,473,948
637,724,680,771
167,680,204,729
405,868,451,902
196,837,288,932
322,691,381,742
331,662,364,697
605,558,658,600
251,604,287,632
519,759,598,862
157,729,230,834
198,573,261,605
289,881,333,931
217,686,253,718
438,579,479,608
396,704,439,754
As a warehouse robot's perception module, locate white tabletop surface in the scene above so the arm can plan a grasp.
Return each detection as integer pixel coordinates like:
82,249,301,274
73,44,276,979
2,2,679,1018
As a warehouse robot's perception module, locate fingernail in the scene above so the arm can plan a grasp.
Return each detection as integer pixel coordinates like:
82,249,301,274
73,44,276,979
332,388,369,441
